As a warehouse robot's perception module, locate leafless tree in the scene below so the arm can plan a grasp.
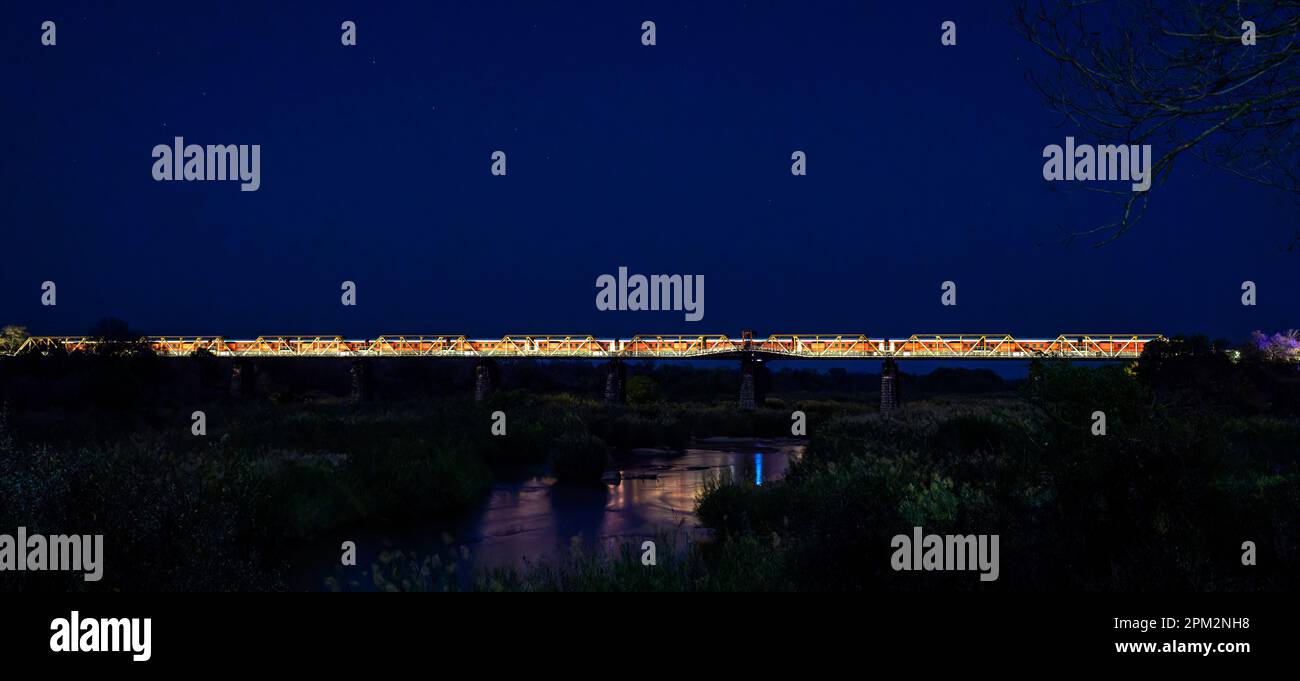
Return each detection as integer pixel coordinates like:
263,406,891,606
1014,1,1299,246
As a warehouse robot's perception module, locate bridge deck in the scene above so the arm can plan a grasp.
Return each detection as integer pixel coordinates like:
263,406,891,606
12,334,1164,360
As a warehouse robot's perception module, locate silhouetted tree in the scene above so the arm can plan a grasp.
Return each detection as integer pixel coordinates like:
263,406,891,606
1137,334,1235,397
1015,1,1300,246
86,317,150,357
88,317,142,343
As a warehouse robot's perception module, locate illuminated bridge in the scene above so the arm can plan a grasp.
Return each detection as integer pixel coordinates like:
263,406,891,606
10,332,1163,411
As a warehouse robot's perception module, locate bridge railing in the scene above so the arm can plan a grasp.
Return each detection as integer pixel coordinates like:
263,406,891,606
7,333,1166,360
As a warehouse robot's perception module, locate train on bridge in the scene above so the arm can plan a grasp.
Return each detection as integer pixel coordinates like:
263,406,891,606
5,332,1164,411
11,332,1163,360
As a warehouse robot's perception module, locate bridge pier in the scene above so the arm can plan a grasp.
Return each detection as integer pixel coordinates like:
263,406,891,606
604,360,626,404
1028,358,1044,386
474,360,499,402
739,355,767,410
880,359,900,413
230,360,257,398
350,360,372,403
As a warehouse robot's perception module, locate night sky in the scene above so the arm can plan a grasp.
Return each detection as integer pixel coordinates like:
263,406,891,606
2,1,1295,344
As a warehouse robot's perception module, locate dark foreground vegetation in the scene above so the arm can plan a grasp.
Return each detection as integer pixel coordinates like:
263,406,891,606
514,336,1298,592
1,328,1296,592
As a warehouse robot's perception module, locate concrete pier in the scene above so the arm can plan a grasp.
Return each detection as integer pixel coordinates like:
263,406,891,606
880,358,900,413
739,355,768,409
350,360,372,403
604,360,626,404
474,360,499,402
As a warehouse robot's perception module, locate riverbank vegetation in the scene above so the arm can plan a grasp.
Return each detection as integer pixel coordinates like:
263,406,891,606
1,333,1295,591
0,382,851,591
492,336,1300,592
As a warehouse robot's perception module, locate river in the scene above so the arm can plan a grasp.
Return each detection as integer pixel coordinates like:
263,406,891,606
302,437,804,591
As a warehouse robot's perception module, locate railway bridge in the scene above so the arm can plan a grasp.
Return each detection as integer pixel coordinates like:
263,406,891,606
10,332,1163,411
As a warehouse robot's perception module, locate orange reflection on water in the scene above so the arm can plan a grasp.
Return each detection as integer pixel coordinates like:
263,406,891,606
465,439,804,570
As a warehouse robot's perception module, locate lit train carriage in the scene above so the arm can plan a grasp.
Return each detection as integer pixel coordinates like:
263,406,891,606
20,332,1162,359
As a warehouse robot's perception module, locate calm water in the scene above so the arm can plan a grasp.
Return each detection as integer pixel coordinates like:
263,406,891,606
305,437,803,590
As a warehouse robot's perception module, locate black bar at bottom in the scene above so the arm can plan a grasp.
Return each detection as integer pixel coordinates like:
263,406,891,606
0,591,1291,670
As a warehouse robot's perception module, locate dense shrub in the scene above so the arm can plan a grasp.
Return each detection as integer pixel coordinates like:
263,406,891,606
685,362,1299,591
551,434,610,484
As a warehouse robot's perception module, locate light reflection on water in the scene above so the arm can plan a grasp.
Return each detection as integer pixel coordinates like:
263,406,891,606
309,438,803,588
462,438,802,570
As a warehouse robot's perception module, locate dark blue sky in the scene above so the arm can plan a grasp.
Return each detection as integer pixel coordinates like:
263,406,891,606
2,1,1295,341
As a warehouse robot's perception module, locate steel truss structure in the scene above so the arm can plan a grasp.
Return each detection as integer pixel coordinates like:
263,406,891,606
11,333,1164,360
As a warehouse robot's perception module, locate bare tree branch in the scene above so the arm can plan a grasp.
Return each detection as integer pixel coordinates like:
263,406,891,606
1014,0,1300,246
